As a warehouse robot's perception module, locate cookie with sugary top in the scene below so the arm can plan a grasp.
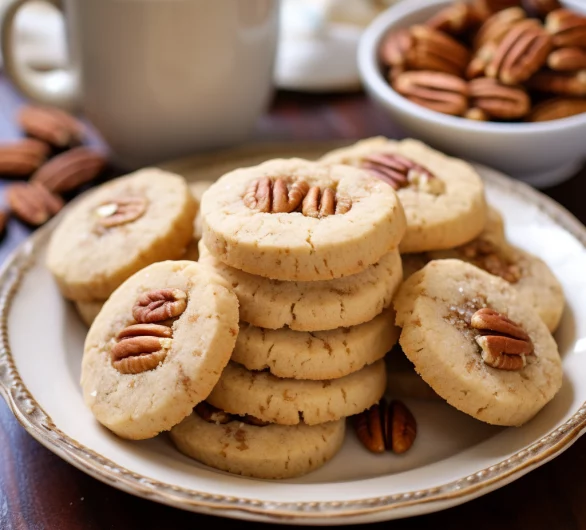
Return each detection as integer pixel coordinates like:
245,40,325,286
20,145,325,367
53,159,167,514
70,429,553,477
394,260,562,426
47,168,196,301
81,260,239,440
402,207,564,332
207,360,386,426
170,407,345,479
233,307,398,380
320,138,487,254
199,242,402,331
201,158,406,281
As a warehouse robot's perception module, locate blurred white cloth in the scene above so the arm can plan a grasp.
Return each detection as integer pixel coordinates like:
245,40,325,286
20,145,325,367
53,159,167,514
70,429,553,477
276,0,402,92
0,0,401,92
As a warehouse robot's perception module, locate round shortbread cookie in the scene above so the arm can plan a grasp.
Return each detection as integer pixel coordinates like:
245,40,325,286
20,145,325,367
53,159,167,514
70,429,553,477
74,240,201,328
189,180,214,241
394,260,563,426
207,360,386,426
320,138,487,254
233,307,399,380
201,158,406,281
81,261,239,440
47,168,196,301
170,411,345,479
198,243,402,331
402,210,564,332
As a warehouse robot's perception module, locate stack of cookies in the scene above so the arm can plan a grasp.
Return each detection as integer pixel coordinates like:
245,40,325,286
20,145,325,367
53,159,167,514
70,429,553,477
171,158,408,478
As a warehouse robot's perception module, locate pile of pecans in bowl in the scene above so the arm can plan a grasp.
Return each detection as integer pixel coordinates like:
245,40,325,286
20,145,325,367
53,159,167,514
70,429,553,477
379,0,586,122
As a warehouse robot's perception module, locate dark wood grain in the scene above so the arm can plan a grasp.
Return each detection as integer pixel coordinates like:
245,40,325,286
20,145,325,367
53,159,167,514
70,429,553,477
1,77,585,530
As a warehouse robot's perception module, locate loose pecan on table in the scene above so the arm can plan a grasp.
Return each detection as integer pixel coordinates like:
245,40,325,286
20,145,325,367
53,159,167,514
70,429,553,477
471,308,534,370
353,399,417,454
95,196,148,228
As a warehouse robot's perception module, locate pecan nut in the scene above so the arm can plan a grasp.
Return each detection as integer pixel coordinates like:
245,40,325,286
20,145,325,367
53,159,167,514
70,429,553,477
361,152,444,194
471,308,534,370
469,77,531,118
473,7,527,50
302,186,352,218
6,182,64,226
95,196,148,228
133,288,187,323
486,19,553,85
405,25,471,76
393,70,469,116
523,0,562,18
111,323,172,374
547,47,586,72
31,146,107,193
243,177,309,213
459,239,522,282
527,70,586,96
353,399,417,454
426,2,482,35
17,104,84,148
527,97,586,121
545,9,586,48
0,138,49,177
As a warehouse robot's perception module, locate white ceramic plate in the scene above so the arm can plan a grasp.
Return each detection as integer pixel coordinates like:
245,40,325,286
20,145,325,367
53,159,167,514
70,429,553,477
1,143,586,525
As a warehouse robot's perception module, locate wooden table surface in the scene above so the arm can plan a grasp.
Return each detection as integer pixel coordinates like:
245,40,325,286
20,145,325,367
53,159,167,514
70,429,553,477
1,76,586,530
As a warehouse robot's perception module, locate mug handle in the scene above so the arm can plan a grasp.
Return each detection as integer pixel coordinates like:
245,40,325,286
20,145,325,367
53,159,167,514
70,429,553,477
1,0,80,110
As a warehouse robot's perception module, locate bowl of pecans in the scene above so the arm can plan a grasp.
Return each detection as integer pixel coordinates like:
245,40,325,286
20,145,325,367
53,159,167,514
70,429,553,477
358,0,586,186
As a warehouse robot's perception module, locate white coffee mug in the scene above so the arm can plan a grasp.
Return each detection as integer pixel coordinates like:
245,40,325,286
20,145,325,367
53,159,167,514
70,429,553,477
1,0,279,167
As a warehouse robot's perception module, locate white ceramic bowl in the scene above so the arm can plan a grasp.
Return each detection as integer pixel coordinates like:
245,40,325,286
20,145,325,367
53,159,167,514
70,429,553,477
358,0,586,187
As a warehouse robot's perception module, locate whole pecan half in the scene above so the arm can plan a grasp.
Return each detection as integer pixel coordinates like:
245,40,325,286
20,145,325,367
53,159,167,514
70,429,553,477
486,19,553,85
0,138,49,177
548,47,586,71
195,402,269,427
527,97,586,121
459,238,522,282
473,7,527,50
18,104,84,148
523,0,562,18
360,152,443,194
471,308,534,370
469,77,531,119
527,70,586,96
96,196,148,228
6,182,64,226
31,146,107,193
405,25,471,76
133,288,187,323
426,2,482,35
243,177,309,214
545,9,586,48
301,186,352,218
394,70,469,116
353,399,417,454
111,323,172,374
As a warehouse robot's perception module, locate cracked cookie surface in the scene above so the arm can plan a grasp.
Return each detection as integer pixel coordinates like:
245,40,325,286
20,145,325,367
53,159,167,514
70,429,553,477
47,168,196,301
170,412,345,479
233,307,398,380
199,242,402,331
320,138,487,254
394,260,562,426
207,360,387,426
201,158,406,281
81,261,239,440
